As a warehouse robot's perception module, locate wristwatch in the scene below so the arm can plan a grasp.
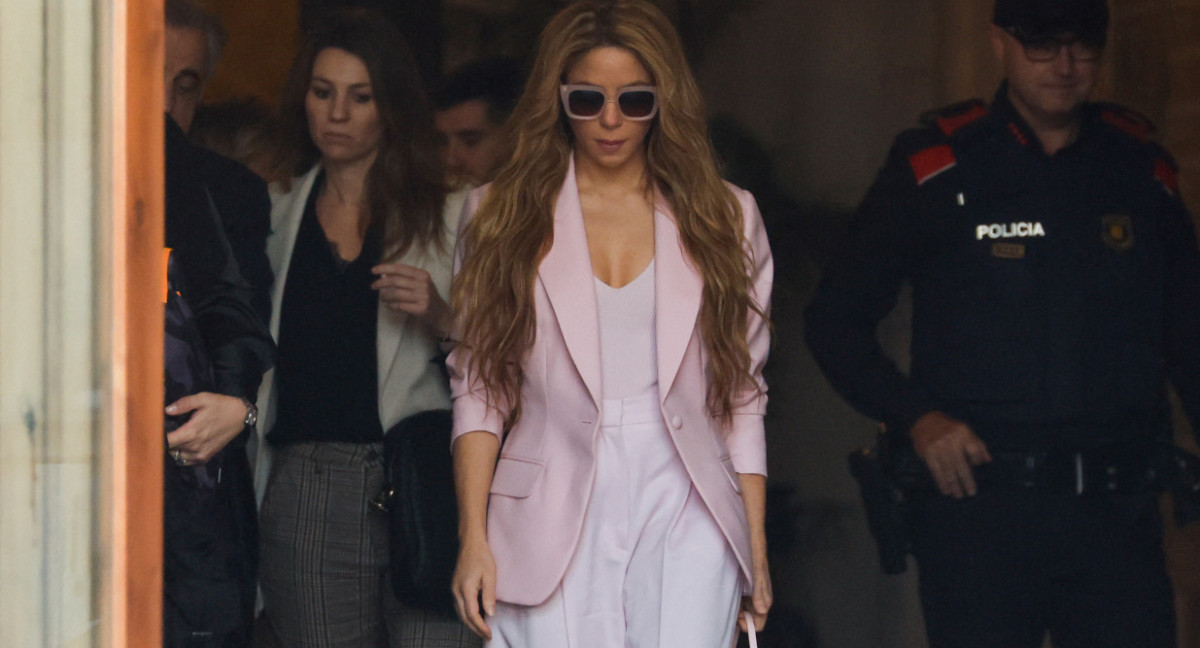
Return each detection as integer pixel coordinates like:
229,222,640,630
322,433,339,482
241,398,258,427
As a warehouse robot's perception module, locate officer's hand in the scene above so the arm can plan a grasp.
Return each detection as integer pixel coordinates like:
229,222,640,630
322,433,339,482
911,411,992,499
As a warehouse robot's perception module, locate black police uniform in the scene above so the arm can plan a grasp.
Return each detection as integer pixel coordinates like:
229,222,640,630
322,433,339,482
805,84,1200,648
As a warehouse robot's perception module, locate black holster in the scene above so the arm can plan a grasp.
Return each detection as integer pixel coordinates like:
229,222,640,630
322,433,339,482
847,428,930,575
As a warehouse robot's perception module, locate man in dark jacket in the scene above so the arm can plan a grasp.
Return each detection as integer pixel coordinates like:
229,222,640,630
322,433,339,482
163,112,274,647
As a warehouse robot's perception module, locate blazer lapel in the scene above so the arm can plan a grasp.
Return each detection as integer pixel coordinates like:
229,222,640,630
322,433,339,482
654,201,702,398
375,288,407,399
538,158,603,406
265,165,321,341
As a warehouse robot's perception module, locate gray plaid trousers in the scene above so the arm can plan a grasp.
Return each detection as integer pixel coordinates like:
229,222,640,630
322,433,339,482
260,442,480,648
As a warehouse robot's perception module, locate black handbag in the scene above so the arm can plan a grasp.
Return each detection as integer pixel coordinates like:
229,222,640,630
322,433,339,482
376,409,459,616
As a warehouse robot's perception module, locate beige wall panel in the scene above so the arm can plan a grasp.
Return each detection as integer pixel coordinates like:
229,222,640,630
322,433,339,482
44,0,102,643
0,0,49,643
1,0,110,644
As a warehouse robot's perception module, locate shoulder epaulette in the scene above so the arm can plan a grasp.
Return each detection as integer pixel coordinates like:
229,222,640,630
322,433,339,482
908,144,956,186
1095,104,1177,196
919,99,989,138
908,99,987,185
1096,102,1156,142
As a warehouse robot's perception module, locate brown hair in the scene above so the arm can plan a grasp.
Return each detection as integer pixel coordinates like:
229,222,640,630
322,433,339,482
279,8,446,259
453,0,765,427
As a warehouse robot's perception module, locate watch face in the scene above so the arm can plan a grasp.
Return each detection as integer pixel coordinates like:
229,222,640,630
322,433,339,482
243,401,258,427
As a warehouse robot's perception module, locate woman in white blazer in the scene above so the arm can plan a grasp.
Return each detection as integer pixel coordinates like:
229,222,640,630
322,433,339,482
252,10,477,647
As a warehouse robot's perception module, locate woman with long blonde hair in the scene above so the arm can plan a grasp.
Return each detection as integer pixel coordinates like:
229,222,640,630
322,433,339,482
449,1,773,645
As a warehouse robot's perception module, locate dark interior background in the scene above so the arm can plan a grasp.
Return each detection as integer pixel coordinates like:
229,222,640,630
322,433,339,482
201,1,1200,646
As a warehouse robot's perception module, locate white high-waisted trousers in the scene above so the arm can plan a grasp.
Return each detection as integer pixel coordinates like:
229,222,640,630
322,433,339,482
486,391,743,648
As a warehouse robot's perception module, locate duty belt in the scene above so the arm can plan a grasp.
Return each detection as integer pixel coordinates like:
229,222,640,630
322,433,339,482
976,444,1161,496
851,434,1200,575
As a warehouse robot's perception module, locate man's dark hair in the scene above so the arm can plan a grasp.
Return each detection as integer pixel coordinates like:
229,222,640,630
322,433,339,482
435,58,526,126
164,0,228,77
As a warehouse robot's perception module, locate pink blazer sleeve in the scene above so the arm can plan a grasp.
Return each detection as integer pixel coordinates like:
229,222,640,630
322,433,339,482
725,189,773,476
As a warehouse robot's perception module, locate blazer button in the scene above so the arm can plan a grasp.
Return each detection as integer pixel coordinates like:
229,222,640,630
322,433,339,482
671,416,683,429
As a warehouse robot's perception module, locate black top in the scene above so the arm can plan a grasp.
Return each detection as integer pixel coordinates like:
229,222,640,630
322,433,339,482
269,173,385,445
805,84,1200,451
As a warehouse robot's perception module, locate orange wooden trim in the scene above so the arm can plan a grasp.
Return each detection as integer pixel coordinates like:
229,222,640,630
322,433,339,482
112,0,164,646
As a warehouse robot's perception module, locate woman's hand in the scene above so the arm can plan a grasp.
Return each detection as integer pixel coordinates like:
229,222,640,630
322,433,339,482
451,431,501,639
738,472,772,633
452,535,496,640
739,553,773,633
165,392,249,464
371,262,451,336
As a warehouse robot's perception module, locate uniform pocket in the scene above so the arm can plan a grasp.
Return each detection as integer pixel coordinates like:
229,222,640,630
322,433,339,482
490,455,545,498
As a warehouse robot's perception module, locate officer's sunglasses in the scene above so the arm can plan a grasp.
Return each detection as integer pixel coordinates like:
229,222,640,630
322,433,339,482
559,84,659,121
1005,27,1102,63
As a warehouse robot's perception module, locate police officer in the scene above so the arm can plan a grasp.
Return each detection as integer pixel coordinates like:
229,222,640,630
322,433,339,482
804,0,1200,646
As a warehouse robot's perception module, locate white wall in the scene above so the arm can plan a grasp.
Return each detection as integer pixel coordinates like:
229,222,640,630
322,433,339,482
0,0,110,645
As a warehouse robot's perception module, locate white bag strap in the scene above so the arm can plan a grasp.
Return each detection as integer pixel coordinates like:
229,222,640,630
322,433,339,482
743,611,758,648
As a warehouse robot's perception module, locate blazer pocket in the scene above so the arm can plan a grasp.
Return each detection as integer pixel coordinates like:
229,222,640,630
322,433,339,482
490,455,545,498
720,454,742,494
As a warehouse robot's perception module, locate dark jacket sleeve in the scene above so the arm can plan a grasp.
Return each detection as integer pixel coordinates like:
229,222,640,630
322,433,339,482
196,148,275,327
1158,181,1200,436
165,115,275,402
804,131,942,432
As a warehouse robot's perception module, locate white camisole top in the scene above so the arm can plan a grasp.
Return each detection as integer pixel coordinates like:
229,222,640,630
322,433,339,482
595,258,658,400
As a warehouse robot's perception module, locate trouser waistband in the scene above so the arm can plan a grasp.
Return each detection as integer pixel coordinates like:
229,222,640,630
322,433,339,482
601,392,661,426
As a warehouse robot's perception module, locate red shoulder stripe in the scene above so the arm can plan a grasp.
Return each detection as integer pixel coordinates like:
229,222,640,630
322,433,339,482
909,145,956,186
1007,123,1029,147
1155,158,1179,196
1101,110,1150,142
936,104,988,137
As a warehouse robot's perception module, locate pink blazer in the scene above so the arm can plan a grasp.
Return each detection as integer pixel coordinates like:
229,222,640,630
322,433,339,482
448,159,773,606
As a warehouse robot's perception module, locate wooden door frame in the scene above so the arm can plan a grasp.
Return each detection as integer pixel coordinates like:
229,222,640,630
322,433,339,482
111,0,164,645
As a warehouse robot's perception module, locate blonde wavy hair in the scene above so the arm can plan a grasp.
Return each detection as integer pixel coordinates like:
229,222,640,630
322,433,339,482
453,0,764,427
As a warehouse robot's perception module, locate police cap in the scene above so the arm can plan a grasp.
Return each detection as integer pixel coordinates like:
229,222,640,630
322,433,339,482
993,0,1109,46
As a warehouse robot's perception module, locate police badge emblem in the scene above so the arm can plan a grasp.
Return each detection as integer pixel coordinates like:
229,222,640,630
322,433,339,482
1102,214,1134,251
